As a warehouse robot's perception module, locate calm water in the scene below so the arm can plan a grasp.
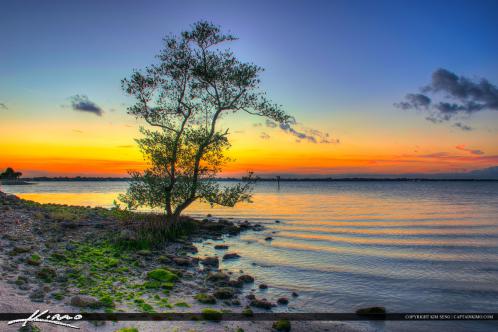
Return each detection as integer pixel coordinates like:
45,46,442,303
3,181,498,331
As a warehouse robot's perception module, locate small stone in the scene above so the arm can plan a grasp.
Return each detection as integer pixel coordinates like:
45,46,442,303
201,256,219,268
275,220,280,223
214,244,229,250
277,297,289,305
70,295,101,308
238,275,254,283
29,288,45,302
292,292,299,297
207,271,229,282
213,287,234,299
36,267,56,283
222,253,240,260
195,293,217,304
259,283,268,290
172,257,192,266
250,298,274,310
245,294,256,300
228,279,243,288
265,236,273,241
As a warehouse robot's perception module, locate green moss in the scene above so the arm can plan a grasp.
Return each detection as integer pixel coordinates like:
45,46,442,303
114,328,139,332
194,293,216,304
27,254,42,265
174,302,190,308
272,319,291,331
146,269,178,282
201,308,222,322
242,308,253,317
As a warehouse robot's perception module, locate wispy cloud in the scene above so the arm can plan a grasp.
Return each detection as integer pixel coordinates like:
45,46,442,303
395,68,498,129
69,95,103,116
117,145,133,148
0,102,8,110
456,144,484,155
265,118,339,144
260,132,270,140
453,122,472,131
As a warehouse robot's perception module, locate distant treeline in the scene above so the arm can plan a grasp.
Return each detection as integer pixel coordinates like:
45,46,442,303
22,176,497,182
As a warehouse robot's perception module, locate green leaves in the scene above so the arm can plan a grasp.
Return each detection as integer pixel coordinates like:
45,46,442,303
120,21,289,221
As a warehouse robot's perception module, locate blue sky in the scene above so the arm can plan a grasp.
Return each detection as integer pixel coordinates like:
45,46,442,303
1,0,498,176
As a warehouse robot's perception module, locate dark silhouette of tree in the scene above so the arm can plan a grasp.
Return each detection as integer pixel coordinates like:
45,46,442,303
0,167,22,180
119,21,291,224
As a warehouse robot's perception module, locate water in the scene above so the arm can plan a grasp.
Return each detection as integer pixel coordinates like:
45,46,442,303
3,180,498,331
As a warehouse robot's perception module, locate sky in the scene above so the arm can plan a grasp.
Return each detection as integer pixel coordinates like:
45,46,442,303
1,0,498,177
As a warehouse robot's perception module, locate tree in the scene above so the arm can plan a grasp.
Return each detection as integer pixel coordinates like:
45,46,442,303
0,167,22,180
119,21,291,225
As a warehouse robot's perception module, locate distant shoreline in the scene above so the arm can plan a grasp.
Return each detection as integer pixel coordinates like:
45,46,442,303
15,177,498,182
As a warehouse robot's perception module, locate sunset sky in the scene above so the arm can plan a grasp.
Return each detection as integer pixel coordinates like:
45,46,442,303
1,0,498,177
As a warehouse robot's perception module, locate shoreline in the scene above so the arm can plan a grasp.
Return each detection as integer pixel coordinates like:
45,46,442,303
0,191,369,332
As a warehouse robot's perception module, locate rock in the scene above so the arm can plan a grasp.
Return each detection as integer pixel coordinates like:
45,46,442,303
292,292,299,297
172,257,191,266
15,275,28,285
231,299,241,306
195,293,217,304
250,298,274,310
70,295,101,308
26,254,42,266
222,253,240,260
137,249,151,256
265,236,273,241
10,245,31,255
36,267,56,283
213,287,234,299
118,229,136,242
207,271,229,282
245,294,256,300
277,297,289,305
238,274,254,283
272,319,291,331
29,288,45,302
183,244,198,253
201,256,219,268
228,279,243,288
275,220,281,223
214,244,229,250
259,283,268,289
356,306,386,316
65,243,77,251
158,255,171,264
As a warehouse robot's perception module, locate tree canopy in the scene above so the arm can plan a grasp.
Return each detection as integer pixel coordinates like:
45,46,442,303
0,167,22,180
119,21,291,223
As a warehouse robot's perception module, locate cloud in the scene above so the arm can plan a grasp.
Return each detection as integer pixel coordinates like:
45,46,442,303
456,144,484,155
117,145,133,148
0,103,8,110
395,68,498,127
453,122,472,131
69,95,103,116
265,119,277,128
260,132,270,140
265,118,339,144
72,129,84,133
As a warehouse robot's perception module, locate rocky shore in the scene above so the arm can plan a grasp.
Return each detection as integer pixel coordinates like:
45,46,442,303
0,191,370,332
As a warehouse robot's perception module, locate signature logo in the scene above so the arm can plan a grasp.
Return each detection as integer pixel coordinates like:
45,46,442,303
7,309,82,329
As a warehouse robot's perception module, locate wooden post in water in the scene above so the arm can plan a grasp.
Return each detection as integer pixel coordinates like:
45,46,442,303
276,175,280,191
